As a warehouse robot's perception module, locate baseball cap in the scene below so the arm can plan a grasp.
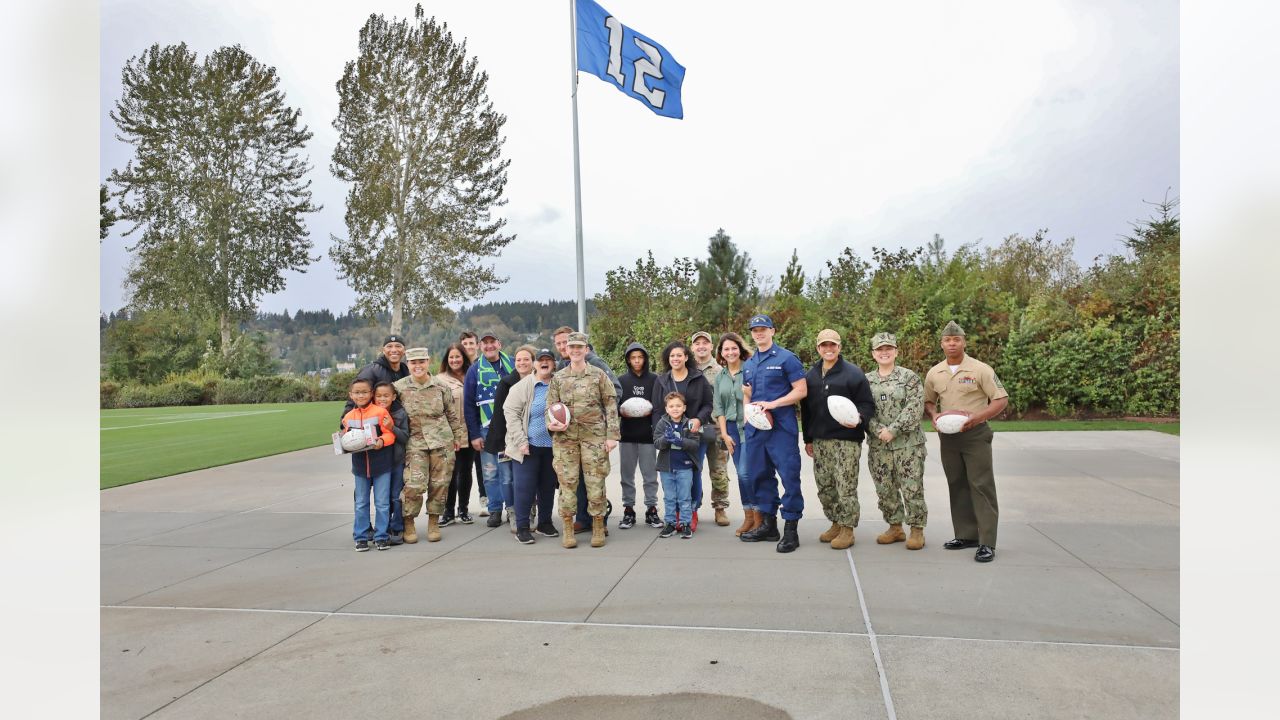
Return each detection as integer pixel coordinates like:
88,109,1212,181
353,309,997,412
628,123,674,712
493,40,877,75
536,347,556,360
815,329,841,346
405,347,430,361
748,314,774,329
566,332,589,346
689,331,714,345
480,330,499,341
871,332,898,349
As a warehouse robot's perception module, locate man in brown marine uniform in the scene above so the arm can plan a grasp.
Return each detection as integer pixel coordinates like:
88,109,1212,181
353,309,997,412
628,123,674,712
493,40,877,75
923,321,1009,563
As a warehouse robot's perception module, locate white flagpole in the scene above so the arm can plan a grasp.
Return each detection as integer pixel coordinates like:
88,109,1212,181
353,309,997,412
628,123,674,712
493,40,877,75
569,0,587,332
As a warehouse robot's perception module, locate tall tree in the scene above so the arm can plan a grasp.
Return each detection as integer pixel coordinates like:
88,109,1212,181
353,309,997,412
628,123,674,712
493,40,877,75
109,43,320,356
778,249,805,296
693,228,760,329
331,5,514,335
100,183,117,241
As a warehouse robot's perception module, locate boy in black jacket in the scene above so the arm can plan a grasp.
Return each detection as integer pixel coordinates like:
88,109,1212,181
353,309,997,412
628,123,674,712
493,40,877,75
618,342,661,528
653,392,702,539
375,382,409,545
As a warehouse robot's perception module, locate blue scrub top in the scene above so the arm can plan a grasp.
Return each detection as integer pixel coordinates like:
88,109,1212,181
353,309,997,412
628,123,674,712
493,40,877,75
742,343,806,435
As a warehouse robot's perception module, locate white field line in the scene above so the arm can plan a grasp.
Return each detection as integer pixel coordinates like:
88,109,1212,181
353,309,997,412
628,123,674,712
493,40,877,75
101,409,286,431
847,549,897,720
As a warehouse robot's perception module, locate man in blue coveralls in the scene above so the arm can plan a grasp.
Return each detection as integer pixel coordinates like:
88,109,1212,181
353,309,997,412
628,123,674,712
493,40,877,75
739,314,809,553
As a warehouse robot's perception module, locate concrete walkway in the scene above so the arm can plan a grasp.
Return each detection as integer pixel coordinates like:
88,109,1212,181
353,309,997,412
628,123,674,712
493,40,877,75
101,431,1179,719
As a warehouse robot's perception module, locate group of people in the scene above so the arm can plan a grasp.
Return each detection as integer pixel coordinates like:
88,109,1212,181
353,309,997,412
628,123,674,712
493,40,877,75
339,316,1010,563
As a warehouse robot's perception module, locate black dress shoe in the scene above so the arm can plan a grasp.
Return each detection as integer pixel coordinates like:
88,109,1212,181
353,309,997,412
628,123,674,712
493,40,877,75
974,545,995,562
943,538,979,550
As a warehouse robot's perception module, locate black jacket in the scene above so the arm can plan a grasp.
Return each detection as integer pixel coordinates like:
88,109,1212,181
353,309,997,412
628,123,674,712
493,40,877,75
483,371,526,456
800,356,877,444
618,342,659,444
651,365,713,431
653,414,702,472
344,354,410,414
389,404,409,468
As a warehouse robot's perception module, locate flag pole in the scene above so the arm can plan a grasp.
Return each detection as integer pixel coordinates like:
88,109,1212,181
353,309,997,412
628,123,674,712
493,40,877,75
569,0,587,332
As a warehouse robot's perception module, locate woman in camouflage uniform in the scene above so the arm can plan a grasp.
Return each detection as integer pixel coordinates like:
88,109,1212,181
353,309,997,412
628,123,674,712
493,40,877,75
865,332,928,550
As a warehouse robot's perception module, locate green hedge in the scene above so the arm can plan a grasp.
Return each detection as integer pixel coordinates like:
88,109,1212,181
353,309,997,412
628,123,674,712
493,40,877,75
101,375,335,409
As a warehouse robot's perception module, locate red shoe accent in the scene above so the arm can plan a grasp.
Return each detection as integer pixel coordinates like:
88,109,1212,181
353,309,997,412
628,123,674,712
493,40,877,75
691,511,699,532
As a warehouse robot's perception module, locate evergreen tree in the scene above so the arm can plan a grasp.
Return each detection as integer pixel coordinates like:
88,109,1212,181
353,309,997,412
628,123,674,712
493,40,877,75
330,5,513,335
100,184,117,241
693,228,760,329
779,249,805,296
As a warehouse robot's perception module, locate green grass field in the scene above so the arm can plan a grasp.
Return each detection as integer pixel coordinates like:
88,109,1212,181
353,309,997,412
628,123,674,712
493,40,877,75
101,402,345,489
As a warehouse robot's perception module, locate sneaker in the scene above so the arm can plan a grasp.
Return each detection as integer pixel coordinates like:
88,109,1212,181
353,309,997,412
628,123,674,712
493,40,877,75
536,522,559,537
458,512,474,525
486,513,502,528
659,522,677,539
478,504,490,517
375,539,390,551
354,540,370,552
691,510,699,533
645,506,662,528
388,533,404,546
505,509,515,524
439,514,455,528
515,528,536,545
605,500,613,524
619,506,636,530
681,523,693,539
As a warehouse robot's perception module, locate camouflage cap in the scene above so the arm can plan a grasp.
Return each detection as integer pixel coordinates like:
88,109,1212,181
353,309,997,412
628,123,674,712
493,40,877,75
566,332,589,346
689,330,714,345
941,321,965,337
815,328,842,346
871,332,897,349
404,347,430,361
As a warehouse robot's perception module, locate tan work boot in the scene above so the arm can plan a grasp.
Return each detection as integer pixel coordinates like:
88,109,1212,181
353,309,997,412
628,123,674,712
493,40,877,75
830,525,855,549
735,509,756,537
906,526,925,550
426,514,442,542
591,516,606,547
402,516,418,544
714,508,730,526
562,514,577,548
876,524,906,544
819,522,842,543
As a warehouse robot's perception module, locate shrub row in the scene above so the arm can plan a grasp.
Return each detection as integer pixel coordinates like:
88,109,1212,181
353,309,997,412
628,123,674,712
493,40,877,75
101,371,359,409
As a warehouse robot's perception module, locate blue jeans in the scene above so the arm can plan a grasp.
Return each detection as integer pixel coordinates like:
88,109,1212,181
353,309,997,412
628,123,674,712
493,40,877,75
480,428,514,513
353,471,391,542
726,420,752,511
513,445,558,528
660,467,694,526
389,463,404,533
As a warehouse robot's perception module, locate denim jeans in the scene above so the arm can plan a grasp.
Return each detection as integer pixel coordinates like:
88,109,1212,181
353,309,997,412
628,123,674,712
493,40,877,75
726,420,752,511
480,428,514,514
389,463,405,533
660,467,694,526
513,445,558,529
353,471,392,542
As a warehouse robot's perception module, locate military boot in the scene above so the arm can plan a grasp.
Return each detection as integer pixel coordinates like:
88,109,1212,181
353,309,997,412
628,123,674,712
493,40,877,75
830,525,854,550
426,514,442,542
714,508,730,526
906,526,925,550
877,524,906,544
591,516,606,548
741,514,780,542
402,516,418,544
562,514,577,549
735,509,756,537
776,519,800,553
819,521,842,543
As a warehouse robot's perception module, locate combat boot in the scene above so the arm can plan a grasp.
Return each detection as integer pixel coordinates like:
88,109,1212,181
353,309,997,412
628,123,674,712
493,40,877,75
735,509,756,537
562,514,577,548
877,524,906,544
714,508,730,526
906,526,925,550
402,516,418,544
830,525,854,550
426,514,442,542
819,522,842,543
776,519,800,553
591,516,606,547
741,514,779,542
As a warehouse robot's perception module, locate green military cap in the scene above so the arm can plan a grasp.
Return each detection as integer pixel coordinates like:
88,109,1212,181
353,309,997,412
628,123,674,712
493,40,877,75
404,347,430,361
940,321,965,337
566,332,589,346
871,332,897,350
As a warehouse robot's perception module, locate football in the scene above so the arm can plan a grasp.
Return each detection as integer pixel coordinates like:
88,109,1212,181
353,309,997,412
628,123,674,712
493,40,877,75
548,402,572,427
934,412,968,434
340,428,370,452
743,402,773,431
826,395,861,428
619,397,653,418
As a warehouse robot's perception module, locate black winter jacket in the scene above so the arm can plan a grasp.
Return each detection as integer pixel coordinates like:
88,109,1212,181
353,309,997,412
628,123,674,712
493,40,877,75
483,371,526,456
650,365,713,431
344,355,410,414
618,342,659,444
389,404,410,467
653,414,702,472
800,356,877,444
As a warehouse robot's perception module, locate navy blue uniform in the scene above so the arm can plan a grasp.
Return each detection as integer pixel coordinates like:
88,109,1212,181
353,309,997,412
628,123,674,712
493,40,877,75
742,343,807,520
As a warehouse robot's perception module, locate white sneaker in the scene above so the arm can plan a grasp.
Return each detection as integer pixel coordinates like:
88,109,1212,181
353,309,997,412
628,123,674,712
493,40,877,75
479,507,489,517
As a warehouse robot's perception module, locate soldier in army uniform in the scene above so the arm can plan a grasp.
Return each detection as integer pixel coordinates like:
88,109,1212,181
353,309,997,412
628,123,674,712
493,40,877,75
394,348,467,543
924,321,1009,563
690,331,732,526
866,332,929,550
545,332,621,548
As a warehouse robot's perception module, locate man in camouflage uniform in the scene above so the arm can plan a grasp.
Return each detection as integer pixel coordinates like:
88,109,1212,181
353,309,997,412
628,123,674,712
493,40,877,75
394,347,467,543
690,331,731,526
865,332,929,550
546,332,621,548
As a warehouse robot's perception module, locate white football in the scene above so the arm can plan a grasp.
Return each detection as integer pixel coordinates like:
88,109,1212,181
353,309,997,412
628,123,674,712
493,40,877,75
744,402,774,431
934,413,968,434
619,397,653,418
340,428,370,452
826,395,861,428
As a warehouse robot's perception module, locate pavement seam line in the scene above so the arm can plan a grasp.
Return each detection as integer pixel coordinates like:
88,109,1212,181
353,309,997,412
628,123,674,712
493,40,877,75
112,512,240,547
846,549,897,720
873,631,1179,652
1028,523,1180,628
583,528,661,623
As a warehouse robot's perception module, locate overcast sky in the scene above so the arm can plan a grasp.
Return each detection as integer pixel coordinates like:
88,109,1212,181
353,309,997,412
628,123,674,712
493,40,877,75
100,0,1178,316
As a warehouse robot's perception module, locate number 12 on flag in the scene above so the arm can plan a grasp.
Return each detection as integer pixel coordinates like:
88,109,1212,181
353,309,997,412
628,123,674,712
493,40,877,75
576,0,686,119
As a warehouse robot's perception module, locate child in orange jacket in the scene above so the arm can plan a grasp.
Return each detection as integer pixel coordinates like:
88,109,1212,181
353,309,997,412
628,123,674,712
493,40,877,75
340,378,397,551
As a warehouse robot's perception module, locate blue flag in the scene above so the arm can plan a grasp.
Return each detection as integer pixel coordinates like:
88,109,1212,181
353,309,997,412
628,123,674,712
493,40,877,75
576,0,685,119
